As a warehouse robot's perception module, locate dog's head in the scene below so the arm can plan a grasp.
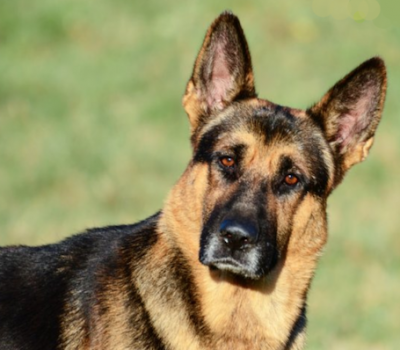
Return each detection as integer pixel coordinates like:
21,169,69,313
177,12,386,280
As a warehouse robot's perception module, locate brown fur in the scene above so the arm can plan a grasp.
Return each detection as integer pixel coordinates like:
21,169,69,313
158,11,385,349
159,116,330,349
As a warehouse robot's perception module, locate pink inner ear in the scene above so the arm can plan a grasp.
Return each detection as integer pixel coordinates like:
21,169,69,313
336,85,377,149
206,43,233,110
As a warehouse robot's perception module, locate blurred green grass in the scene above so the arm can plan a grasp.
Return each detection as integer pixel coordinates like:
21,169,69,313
0,1,399,348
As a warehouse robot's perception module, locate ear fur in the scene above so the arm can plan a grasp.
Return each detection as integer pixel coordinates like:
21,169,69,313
308,57,387,185
183,11,256,137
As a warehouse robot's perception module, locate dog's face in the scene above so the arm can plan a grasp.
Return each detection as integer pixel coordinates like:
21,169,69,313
180,12,386,280
194,103,331,278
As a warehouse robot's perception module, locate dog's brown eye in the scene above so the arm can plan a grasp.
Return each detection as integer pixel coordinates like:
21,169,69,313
284,174,299,186
220,156,235,168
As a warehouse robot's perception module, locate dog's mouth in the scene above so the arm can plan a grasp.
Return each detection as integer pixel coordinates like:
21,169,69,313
200,247,270,280
205,257,263,280
199,233,279,280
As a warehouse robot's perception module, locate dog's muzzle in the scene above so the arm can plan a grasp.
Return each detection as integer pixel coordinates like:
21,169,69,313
199,217,276,279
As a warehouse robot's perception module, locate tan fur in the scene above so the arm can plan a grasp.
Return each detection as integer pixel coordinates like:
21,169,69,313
343,136,375,171
158,191,325,350
155,113,335,349
136,240,204,350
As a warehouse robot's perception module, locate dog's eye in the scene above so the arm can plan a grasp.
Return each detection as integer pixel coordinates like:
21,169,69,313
284,174,299,186
219,156,235,168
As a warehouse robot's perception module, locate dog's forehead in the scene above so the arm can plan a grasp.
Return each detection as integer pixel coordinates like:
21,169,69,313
202,100,313,147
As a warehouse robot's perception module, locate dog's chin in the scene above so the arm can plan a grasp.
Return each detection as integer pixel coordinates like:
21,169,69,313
201,257,265,280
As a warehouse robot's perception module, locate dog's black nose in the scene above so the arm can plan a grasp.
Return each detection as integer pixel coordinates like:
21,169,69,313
219,219,259,250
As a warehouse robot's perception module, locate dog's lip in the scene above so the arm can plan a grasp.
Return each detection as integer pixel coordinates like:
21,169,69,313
201,257,262,279
206,257,241,269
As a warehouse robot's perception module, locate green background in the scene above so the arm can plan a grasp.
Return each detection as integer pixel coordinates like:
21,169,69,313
0,1,399,348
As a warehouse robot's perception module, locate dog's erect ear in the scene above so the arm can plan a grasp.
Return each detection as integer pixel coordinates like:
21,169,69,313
309,57,387,186
183,11,256,135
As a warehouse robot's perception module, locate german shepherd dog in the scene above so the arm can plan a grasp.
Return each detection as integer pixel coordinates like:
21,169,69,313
0,11,387,350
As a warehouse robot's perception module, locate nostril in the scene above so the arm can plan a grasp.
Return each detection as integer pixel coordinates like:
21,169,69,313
219,219,259,250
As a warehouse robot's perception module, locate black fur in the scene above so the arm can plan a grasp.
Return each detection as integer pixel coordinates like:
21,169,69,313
0,214,160,350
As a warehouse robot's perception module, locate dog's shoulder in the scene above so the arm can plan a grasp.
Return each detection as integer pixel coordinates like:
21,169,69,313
0,212,161,304
0,211,161,269
0,212,161,350
62,210,161,263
